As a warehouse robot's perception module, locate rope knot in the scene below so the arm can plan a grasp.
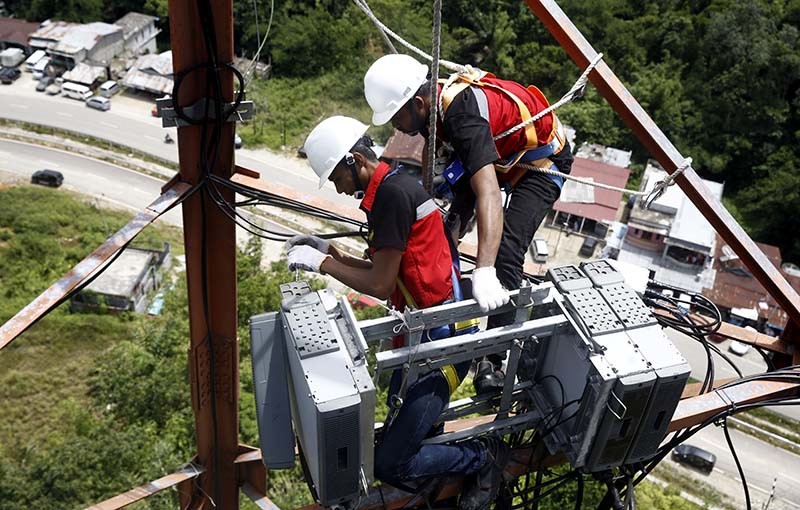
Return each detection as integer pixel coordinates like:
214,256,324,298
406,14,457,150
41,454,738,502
643,157,692,210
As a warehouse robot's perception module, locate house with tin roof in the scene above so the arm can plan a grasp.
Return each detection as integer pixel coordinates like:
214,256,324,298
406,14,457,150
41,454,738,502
48,22,123,69
115,12,159,56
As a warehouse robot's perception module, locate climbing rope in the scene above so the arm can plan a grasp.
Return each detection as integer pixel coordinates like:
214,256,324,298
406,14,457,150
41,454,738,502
517,163,647,196
424,0,443,194
351,0,466,73
642,158,692,209
353,0,397,53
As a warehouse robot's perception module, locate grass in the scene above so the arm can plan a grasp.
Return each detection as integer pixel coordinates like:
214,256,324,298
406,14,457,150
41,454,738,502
651,462,736,509
0,184,182,449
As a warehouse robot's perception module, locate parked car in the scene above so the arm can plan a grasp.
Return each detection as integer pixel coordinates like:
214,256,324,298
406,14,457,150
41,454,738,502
579,236,599,257
0,66,21,84
671,444,716,474
99,80,119,97
45,83,61,95
729,339,752,356
529,238,549,263
36,76,54,92
31,169,64,188
86,95,111,111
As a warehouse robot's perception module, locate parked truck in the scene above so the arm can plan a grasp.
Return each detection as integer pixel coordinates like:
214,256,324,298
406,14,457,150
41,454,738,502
0,48,25,68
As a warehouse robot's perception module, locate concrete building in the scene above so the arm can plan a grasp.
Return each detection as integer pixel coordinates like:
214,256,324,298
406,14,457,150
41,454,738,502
618,162,725,292
48,22,123,69
115,12,159,56
575,142,632,169
70,244,171,314
0,17,40,53
121,50,173,95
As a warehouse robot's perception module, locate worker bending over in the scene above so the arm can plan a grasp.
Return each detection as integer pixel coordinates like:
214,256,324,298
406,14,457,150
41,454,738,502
363,55,573,394
286,115,509,510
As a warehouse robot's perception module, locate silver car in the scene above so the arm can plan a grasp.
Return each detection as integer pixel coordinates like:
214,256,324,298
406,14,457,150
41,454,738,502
86,95,111,111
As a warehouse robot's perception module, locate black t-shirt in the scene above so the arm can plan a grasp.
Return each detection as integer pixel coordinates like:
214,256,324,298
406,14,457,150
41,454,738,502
369,173,426,252
441,87,500,177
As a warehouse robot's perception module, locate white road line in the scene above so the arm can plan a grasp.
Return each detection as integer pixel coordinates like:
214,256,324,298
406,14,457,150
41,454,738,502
779,472,800,486
733,477,769,495
144,135,162,143
696,435,726,450
779,497,800,509
37,160,59,168
100,122,118,129
56,112,72,118
9,103,28,109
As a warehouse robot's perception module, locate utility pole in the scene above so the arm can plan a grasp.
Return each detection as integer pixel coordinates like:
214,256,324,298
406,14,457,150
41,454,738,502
168,0,240,508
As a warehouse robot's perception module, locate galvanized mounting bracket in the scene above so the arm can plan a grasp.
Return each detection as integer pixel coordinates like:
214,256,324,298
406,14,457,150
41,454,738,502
157,93,254,128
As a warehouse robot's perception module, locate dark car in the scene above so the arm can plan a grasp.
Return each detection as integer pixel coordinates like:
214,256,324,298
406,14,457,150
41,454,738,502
672,444,716,474
579,236,599,257
36,76,54,92
31,169,63,188
0,67,21,85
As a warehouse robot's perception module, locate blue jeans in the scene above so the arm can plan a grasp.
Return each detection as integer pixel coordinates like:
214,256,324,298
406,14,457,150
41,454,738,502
374,328,485,487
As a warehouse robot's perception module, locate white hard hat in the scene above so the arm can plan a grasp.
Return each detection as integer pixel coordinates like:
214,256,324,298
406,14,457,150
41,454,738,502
303,116,369,188
364,54,429,126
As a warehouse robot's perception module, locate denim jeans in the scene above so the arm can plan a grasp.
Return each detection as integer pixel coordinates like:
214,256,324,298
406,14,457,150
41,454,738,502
374,327,485,487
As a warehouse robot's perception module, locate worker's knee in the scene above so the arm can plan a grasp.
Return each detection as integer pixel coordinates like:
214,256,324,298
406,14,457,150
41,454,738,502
374,445,409,484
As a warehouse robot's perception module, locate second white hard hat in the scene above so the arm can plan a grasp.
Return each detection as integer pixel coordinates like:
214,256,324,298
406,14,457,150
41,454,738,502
303,116,369,188
364,54,429,126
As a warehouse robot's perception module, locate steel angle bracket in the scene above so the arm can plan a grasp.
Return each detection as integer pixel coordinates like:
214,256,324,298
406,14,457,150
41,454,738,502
158,94,254,128
0,181,193,351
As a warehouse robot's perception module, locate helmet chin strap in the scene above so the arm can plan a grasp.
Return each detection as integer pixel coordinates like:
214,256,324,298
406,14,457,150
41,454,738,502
346,152,366,199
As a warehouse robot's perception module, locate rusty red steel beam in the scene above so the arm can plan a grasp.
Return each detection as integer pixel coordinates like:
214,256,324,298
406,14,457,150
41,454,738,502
670,378,800,431
168,0,241,507
0,181,192,351
230,168,543,275
652,309,790,355
84,464,205,510
524,0,800,329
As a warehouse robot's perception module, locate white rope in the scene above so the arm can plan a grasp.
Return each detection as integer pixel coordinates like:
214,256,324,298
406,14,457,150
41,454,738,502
492,53,604,142
352,0,466,73
517,163,647,196
642,158,692,209
354,0,397,53
242,0,275,85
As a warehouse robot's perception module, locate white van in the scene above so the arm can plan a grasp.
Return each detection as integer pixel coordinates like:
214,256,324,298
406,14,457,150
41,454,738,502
24,50,47,71
62,81,93,101
99,80,119,97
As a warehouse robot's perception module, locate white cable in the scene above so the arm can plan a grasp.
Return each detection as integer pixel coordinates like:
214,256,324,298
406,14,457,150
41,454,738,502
351,0,466,73
517,163,648,196
243,0,275,85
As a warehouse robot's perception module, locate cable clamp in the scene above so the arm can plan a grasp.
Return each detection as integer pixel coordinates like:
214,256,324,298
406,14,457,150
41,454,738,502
158,94,254,128
643,157,692,210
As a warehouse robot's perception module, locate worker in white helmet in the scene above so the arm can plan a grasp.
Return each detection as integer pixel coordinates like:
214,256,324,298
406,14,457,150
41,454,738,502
363,54,573,403
286,115,509,503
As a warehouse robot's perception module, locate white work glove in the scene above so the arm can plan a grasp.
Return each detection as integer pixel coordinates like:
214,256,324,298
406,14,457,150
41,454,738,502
284,234,330,254
472,267,510,312
287,245,329,273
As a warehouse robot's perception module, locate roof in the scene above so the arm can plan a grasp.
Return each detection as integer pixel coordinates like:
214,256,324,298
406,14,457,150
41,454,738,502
0,17,40,46
703,235,800,327
381,131,424,165
552,157,631,222
666,173,724,254
114,12,157,38
121,50,173,94
51,22,120,56
28,20,78,47
62,62,106,85
575,143,632,168
83,249,154,297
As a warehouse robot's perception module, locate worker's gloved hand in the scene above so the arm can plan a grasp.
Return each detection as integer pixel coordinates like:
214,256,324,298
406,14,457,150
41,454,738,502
472,267,509,312
284,234,330,254
287,245,329,273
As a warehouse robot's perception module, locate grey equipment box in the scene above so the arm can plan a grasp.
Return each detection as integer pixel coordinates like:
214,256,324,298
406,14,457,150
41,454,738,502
581,260,691,464
250,282,375,506
544,264,657,472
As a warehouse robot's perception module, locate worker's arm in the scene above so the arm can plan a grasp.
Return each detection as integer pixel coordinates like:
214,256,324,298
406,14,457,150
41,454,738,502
328,244,373,269
470,164,503,268
320,248,402,300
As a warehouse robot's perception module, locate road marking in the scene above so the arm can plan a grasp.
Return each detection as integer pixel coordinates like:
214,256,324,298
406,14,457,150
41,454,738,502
37,160,59,168
9,103,28,109
696,435,726,450
779,472,800,485
733,477,769,495
144,135,162,143
100,121,118,129
56,112,72,118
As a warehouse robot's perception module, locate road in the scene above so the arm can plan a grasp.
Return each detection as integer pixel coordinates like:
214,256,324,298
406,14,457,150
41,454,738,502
666,424,800,509
0,74,351,208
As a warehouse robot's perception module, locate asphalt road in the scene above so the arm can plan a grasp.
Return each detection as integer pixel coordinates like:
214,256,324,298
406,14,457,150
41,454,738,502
0,74,350,207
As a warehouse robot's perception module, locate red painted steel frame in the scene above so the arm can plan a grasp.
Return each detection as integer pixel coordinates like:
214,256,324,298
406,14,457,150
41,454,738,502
168,0,240,507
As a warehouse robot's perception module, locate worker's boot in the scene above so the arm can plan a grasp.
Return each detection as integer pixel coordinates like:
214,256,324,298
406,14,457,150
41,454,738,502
473,360,505,395
459,436,510,510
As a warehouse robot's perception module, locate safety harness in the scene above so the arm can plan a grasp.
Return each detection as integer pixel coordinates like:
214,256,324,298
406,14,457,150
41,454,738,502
437,69,568,187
